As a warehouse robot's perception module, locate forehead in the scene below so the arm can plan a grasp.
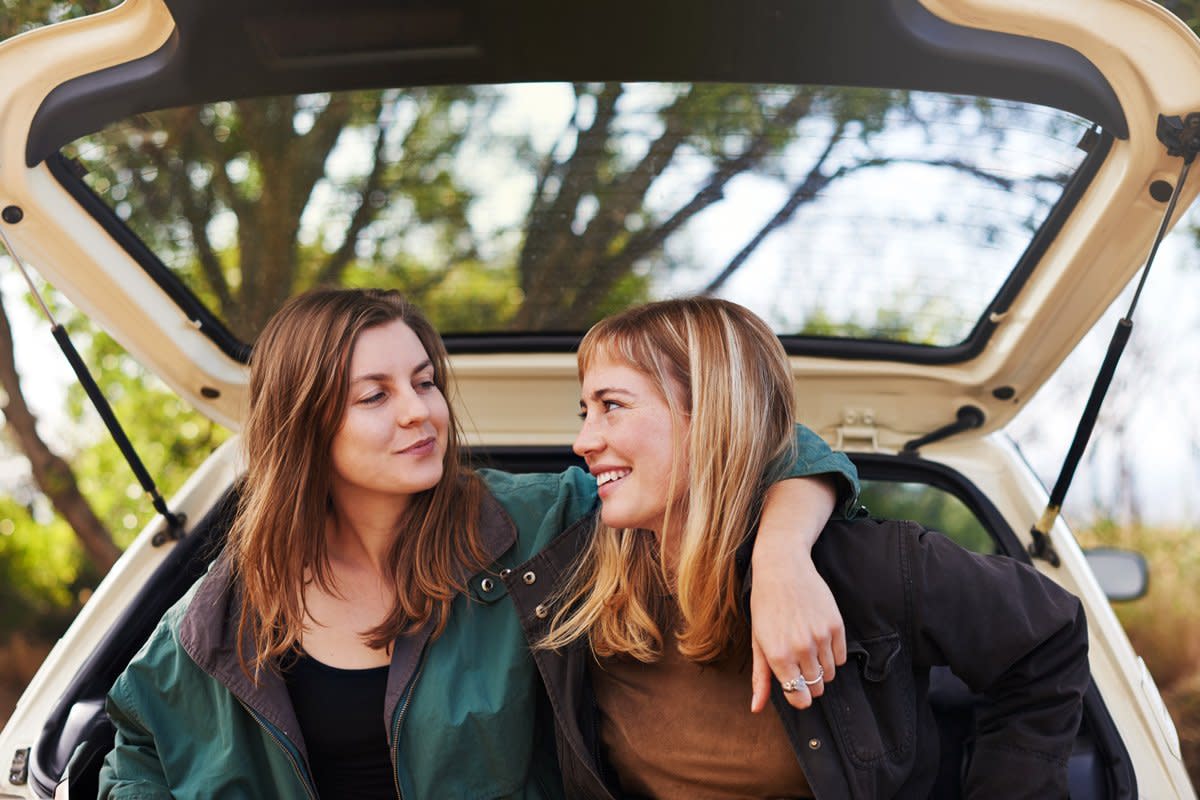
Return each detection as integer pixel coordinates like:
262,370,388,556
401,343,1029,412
349,319,431,374
580,355,652,391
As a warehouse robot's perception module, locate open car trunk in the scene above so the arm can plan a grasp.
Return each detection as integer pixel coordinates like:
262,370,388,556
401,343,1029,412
1,0,1198,797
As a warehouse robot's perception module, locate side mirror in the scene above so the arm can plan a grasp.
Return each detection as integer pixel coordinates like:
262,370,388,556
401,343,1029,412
1083,547,1149,602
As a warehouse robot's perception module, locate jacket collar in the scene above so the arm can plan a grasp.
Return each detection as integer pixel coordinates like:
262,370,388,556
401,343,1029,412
381,487,518,723
177,483,520,759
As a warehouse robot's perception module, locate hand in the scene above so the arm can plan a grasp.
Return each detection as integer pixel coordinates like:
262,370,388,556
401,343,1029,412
748,477,846,712
750,552,846,711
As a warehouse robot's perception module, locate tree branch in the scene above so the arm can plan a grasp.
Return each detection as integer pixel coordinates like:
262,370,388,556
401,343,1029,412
287,96,358,223
614,91,816,272
313,109,393,287
703,150,1045,294
704,122,846,294
577,88,693,259
0,289,119,572
144,142,236,313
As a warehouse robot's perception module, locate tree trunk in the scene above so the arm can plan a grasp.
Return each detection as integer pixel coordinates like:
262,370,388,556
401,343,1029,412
0,290,120,572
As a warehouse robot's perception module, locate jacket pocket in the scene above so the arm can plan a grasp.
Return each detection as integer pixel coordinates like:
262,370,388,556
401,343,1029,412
828,632,915,766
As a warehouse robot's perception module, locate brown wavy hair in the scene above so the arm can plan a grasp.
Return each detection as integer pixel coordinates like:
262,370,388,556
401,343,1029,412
228,288,486,679
540,297,796,663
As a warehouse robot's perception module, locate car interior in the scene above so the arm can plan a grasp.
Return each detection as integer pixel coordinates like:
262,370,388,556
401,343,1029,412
27,450,1136,799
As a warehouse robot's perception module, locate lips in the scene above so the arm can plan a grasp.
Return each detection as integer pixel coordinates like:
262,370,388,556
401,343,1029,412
398,436,436,456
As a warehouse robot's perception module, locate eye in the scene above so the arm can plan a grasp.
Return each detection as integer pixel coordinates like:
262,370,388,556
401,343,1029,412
358,391,386,406
414,374,437,392
603,400,622,412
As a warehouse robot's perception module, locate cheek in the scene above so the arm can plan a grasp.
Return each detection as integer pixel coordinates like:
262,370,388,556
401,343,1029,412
430,393,452,436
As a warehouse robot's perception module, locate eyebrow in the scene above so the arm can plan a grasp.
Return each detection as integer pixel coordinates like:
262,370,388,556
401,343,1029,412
581,387,636,404
350,360,433,384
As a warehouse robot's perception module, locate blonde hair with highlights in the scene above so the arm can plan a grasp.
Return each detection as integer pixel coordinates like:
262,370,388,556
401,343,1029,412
541,297,796,663
229,288,487,679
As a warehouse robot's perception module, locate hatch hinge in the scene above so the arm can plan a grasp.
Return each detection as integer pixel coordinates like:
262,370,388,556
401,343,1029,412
900,405,984,457
1156,113,1200,164
9,746,29,785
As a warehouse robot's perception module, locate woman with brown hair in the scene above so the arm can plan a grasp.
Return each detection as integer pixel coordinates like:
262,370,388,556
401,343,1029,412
98,288,858,799
522,297,1090,799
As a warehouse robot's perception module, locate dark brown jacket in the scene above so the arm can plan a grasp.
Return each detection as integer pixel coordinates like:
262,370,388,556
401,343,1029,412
506,516,1089,799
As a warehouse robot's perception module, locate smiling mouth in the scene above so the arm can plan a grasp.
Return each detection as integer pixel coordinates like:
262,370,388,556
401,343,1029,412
595,469,631,487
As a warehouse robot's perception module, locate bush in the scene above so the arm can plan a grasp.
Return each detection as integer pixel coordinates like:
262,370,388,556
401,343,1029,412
1079,521,1200,785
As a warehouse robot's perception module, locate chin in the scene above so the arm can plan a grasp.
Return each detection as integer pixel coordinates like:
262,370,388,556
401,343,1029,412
600,509,656,532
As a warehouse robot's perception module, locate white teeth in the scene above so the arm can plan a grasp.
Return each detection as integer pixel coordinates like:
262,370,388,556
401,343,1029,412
596,470,630,486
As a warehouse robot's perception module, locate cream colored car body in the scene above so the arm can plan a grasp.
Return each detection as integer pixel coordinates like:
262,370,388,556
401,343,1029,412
0,0,1196,797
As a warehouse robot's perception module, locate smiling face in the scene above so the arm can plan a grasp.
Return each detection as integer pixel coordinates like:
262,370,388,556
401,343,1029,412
574,356,690,536
329,319,450,512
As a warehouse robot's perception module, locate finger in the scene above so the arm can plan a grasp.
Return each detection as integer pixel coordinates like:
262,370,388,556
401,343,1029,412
818,649,836,687
750,637,770,713
810,627,837,686
765,648,816,710
779,659,823,710
803,660,826,700
781,676,814,710
832,625,848,667
816,638,837,686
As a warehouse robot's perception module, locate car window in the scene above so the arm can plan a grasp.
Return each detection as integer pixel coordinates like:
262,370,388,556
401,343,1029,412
858,479,996,555
60,82,1094,350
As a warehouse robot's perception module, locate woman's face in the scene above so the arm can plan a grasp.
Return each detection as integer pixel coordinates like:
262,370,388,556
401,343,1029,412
574,355,689,534
329,319,450,510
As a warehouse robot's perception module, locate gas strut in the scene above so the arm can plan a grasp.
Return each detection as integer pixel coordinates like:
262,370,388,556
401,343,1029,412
1028,113,1200,565
0,223,187,546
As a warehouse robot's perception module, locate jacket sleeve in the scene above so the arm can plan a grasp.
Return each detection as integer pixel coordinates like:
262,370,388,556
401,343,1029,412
782,423,860,516
97,671,173,799
904,525,1089,799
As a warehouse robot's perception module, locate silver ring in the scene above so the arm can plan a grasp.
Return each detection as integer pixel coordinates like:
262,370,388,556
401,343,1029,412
781,665,824,693
780,677,806,693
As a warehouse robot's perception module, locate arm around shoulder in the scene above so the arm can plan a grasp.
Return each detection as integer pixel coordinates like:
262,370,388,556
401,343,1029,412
784,423,860,515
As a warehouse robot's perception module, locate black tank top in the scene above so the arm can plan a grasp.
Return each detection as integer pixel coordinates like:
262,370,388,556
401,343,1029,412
285,654,394,798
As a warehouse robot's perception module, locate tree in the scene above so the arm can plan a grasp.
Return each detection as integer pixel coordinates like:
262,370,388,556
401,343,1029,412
76,83,1066,339
0,1,125,583
3,1,1077,596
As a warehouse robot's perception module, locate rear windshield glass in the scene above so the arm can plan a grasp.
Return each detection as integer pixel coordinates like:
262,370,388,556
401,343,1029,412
63,82,1093,347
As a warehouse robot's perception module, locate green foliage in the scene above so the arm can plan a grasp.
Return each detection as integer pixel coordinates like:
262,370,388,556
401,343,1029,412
1076,519,1200,788
857,480,996,554
0,0,118,40
0,497,84,638
63,327,229,549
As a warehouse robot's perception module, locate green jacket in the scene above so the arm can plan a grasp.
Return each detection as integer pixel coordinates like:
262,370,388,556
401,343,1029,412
99,430,857,799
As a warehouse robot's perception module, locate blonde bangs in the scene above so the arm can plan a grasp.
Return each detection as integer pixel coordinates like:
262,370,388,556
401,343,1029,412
543,298,796,664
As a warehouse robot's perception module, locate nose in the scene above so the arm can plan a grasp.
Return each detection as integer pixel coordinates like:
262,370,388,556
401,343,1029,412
396,388,431,427
573,413,603,459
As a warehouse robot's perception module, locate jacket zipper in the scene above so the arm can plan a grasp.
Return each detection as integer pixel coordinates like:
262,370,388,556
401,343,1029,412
236,697,319,800
390,659,425,800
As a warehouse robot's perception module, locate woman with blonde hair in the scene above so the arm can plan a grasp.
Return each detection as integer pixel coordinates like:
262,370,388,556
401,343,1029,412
98,288,858,799
521,296,1089,799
